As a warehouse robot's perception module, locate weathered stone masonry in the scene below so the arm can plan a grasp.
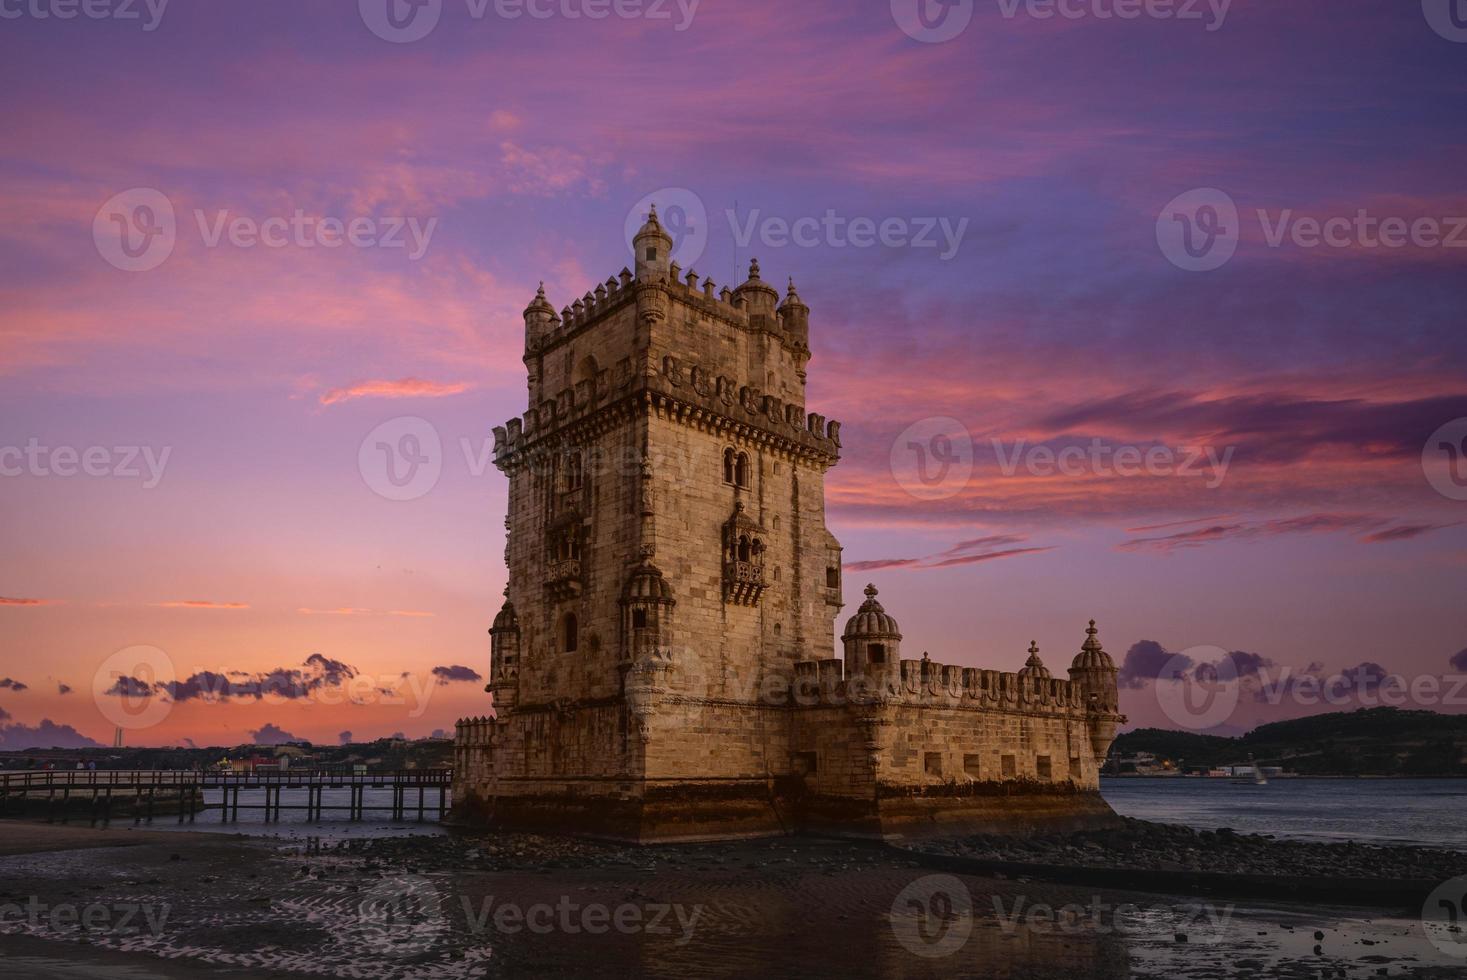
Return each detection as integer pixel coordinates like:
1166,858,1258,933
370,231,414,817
453,210,1126,841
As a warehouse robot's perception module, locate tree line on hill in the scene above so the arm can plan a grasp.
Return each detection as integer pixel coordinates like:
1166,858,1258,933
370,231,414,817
1113,708,1467,776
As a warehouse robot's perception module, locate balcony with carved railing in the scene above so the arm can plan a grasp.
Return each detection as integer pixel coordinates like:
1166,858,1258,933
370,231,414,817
723,560,767,606
545,558,582,599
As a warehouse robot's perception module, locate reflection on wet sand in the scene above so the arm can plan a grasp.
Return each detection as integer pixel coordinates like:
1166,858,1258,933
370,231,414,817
0,827,1461,979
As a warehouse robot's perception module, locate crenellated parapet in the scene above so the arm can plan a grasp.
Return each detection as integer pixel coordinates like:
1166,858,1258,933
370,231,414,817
455,716,497,747
491,357,842,470
787,654,1087,715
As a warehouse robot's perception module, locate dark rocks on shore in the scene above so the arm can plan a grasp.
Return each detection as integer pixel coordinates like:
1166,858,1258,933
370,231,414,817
912,817,1467,881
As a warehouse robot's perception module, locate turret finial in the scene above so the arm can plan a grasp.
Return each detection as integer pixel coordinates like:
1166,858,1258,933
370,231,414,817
1029,640,1039,655
749,257,761,279
864,583,878,598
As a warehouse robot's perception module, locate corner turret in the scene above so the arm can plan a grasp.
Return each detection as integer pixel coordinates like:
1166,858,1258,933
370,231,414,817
842,584,902,688
633,205,674,282
488,590,521,713
1068,620,1124,763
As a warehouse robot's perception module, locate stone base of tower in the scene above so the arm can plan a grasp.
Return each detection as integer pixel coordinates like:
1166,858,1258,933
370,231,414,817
451,771,1120,844
796,785,1122,841
449,776,792,843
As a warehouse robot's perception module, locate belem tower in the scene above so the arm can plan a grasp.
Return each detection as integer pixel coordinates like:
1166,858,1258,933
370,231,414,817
453,209,1126,841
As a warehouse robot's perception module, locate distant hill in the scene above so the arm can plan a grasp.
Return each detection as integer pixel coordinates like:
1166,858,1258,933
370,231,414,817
0,736,454,772
1114,708,1467,776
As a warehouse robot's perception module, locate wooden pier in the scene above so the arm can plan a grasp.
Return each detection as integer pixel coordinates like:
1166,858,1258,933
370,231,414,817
0,769,452,826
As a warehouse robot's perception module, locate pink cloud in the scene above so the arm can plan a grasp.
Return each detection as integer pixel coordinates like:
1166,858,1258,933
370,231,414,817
319,377,471,406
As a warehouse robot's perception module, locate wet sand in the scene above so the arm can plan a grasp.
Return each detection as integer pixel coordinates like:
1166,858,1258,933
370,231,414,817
0,822,1463,978
0,824,235,858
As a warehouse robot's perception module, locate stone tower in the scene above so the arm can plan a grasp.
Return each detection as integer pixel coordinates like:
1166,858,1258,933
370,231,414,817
455,213,1123,842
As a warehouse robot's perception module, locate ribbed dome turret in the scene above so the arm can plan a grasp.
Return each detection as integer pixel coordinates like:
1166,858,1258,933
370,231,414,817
842,584,902,640
523,282,555,318
621,559,675,604
1071,620,1115,670
733,258,780,315
491,595,518,634
1019,641,1051,679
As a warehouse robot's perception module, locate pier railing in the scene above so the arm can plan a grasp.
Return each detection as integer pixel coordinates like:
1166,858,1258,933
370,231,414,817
0,769,453,826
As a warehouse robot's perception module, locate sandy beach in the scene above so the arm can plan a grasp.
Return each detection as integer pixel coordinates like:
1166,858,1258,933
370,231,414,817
2,820,1464,979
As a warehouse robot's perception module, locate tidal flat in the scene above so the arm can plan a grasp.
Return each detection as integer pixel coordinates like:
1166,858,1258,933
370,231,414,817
1,823,1464,979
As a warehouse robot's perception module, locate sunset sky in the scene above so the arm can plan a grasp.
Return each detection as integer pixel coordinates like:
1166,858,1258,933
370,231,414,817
2,0,1465,749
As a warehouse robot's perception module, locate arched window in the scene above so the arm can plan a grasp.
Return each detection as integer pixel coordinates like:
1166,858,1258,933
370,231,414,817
751,539,765,565
574,355,599,386
562,613,579,653
734,452,750,488
738,535,751,563
565,452,584,491
723,448,736,484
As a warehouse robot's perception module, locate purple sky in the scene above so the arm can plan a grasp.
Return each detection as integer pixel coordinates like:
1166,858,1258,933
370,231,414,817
1,0,1465,747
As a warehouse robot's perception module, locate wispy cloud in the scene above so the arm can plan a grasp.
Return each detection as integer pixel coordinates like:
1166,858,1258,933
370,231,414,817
845,535,1052,572
319,377,471,406
0,596,53,606
154,600,251,610
1119,513,1457,553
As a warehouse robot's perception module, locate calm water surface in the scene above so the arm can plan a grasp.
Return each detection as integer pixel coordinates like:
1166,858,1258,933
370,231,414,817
1102,777,1467,849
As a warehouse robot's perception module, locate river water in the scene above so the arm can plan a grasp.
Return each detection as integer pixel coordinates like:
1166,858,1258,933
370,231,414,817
1101,777,1467,850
